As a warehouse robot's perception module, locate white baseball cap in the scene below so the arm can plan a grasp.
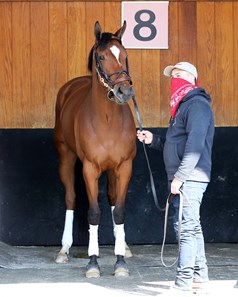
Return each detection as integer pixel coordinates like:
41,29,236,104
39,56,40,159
163,62,198,80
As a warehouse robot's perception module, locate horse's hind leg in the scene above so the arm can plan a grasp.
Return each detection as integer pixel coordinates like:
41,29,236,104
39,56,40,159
54,140,77,264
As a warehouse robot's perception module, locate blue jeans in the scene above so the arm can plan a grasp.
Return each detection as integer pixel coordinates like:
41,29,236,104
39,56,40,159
172,181,209,289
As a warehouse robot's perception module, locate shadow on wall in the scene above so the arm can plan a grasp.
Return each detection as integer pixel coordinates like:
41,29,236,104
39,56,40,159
0,128,237,245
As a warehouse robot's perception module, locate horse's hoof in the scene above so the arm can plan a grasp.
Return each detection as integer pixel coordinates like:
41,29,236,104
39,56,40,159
55,252,69,264
125,243,132,258
113,266,129,277
86,255,100,278
113,255,129,277
86,266,100,278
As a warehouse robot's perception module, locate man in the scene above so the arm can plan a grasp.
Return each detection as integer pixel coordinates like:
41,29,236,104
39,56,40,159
137,62,214,291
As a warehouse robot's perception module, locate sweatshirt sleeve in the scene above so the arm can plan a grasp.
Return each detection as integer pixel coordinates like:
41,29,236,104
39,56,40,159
149,134,165,151
174,99,212,182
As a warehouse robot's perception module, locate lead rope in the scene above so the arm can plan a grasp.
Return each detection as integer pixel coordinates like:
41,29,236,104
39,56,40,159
160,189,191,267
132,95,165,211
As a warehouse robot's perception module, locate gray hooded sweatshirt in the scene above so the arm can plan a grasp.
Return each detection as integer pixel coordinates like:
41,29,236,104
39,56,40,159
150,87,215,182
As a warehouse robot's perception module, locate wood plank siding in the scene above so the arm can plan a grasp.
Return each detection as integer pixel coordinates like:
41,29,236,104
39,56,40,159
0,1,237,128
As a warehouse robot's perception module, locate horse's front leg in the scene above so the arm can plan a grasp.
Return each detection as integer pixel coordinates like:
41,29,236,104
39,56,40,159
108,170,132,259
111,206,132,258
112,209,129,277
110,161,133,277
86,225,100,278
83,161,101,278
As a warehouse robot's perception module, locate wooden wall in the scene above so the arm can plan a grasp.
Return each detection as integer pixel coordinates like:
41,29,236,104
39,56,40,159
0,1,237,128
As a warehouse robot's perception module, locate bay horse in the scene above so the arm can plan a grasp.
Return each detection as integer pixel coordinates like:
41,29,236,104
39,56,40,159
54,21,137,277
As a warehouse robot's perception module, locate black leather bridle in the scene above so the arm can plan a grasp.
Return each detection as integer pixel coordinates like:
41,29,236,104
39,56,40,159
93,37,132,92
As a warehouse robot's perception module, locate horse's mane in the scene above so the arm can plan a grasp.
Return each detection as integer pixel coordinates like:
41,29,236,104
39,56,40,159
88,32,121,72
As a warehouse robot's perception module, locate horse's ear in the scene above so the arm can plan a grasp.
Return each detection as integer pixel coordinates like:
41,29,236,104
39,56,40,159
94,21,102,42
114,21,126,40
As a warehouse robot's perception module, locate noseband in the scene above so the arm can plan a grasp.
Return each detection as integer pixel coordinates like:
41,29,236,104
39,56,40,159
93,37,132,96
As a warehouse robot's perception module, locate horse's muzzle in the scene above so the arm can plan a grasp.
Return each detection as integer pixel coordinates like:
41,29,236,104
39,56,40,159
113,84,134,104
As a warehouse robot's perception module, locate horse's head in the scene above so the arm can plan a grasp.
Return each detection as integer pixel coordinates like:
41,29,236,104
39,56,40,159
89,21,134,104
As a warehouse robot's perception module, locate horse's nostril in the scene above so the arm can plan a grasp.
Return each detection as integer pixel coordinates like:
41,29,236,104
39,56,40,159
118,85,125,94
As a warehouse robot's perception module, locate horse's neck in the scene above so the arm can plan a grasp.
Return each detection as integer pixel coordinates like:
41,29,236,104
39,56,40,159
91,75,117,111
90,75,122,126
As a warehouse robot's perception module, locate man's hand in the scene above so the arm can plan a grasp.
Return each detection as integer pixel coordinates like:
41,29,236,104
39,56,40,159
171,177,183,194
136,130,153,144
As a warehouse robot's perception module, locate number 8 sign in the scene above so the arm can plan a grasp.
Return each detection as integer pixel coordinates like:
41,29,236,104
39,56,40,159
122,1,168,49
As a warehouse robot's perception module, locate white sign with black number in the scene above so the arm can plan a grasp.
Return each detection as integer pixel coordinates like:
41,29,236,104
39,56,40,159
122,1,169,49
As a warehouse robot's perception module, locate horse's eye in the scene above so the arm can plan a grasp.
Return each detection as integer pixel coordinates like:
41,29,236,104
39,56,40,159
99,55,105,61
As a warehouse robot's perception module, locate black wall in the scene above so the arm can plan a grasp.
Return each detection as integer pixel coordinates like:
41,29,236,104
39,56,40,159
0,128,237,246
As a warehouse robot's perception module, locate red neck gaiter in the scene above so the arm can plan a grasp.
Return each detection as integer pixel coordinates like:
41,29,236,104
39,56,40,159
170,78,198,118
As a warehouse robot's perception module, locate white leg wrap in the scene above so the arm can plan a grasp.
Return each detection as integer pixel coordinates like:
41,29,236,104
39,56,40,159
111,206,116,237
61,210,74,253
114,224,125,256
88,224,99,257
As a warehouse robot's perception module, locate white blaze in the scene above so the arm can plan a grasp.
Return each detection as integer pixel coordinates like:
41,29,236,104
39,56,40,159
110,45,121,66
